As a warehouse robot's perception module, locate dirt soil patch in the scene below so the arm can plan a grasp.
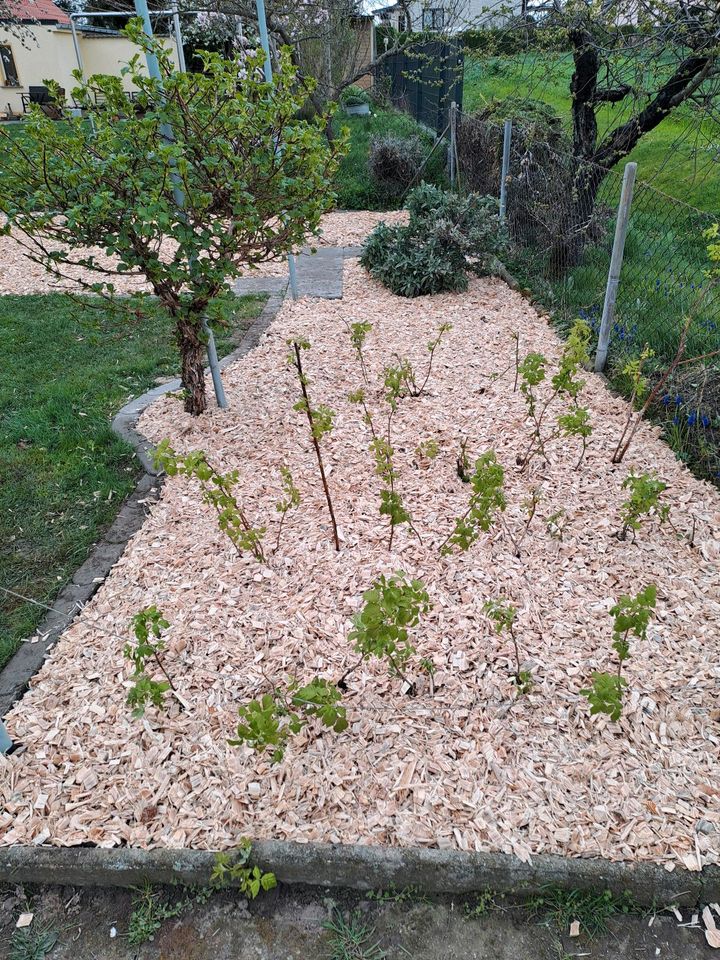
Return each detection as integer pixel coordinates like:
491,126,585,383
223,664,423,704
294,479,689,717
2,248,719,870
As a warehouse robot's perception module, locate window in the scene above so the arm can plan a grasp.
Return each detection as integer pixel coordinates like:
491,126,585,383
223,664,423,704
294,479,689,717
422,7,445,31
0,45,20,87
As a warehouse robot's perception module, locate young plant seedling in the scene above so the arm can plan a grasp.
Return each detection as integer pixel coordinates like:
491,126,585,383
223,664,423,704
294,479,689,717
440,451,506,554
557,405,593,470
154,440,265,562
518,320,591,471
617,471,670,541
288,338,340,551
229,677,348,762
274,465,300,552
546,509,567,541
416,438,440,463
344,319,373,383
351,379,418,551
580,584,657,721
124,606,176,717
210,840,277,898
348,572,432,687
385,322,452,400
483,598,532,694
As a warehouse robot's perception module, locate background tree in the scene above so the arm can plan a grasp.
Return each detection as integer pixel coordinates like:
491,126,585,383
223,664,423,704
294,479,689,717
484,0,720,262
0,23,344,415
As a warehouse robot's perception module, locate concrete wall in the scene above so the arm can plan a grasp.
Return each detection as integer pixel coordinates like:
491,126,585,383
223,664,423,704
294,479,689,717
0,25,179,116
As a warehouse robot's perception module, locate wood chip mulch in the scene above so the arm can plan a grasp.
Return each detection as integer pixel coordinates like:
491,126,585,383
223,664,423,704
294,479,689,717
2,245,718,870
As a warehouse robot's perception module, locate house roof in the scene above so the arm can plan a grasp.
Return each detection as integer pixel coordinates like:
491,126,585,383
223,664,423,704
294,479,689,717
4,0,71,25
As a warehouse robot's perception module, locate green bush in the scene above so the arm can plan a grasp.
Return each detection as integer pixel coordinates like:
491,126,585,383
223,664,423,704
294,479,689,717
361,183,506,297
368,134,425,203
341,84,371,107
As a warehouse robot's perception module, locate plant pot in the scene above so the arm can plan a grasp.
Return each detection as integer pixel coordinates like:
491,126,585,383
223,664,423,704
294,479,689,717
344,103,370,116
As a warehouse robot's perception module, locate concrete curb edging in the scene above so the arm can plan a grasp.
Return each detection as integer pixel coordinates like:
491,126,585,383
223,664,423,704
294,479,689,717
0,842,718,906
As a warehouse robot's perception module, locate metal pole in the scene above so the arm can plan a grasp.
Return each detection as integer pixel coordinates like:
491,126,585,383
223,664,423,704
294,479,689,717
171,3,187,73
69,17,85,75
499,118,512,223
595,162,637,373
133,0,227,408
256,0,299,301
449,100,456,189
0,719,12,754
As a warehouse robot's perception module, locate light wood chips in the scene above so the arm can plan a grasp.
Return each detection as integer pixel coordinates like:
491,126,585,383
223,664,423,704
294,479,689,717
1,232,718,869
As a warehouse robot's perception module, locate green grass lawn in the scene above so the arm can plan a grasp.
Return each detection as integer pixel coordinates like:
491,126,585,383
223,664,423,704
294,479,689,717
0,292,266,670
463,53,720,212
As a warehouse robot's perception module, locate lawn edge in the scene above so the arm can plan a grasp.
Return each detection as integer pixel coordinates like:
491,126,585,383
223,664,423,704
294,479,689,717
0,841,717,906
0,291,285,721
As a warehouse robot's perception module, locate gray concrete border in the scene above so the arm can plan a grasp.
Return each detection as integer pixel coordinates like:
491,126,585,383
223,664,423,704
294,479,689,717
0,841,717,906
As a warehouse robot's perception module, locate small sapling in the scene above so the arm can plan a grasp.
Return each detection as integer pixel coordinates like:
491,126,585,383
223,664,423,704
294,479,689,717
288,338,340,551
124,606,175,717
581,584,657,721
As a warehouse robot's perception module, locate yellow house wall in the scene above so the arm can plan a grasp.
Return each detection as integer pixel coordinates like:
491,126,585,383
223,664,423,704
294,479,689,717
0,25,178,116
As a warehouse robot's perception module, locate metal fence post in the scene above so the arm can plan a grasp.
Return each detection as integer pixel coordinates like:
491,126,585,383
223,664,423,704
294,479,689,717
449,100,457,189
499,118,512,223
0,719,11,754
595,162,637,373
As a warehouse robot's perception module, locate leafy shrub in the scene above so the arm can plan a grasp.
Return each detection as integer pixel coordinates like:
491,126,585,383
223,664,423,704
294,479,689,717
341,84,371,107
368,134,425,203
361,183,506,297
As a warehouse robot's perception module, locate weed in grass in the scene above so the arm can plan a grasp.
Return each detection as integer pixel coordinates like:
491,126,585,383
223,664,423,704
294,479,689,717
463,889,500,919
367,884,429,904
9,925,58,960
526,886,638,939
324,910,387,960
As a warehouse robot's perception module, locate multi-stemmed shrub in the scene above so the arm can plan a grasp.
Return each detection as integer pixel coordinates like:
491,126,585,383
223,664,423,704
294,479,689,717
361,183,506,297
440,451,507,554
368,134,426,204
124,607,175,717
288,338,340,551
154,441,266,562
581,584,657,721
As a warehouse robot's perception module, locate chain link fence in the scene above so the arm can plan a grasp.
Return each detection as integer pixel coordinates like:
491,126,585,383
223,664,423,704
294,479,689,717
454,107,720,485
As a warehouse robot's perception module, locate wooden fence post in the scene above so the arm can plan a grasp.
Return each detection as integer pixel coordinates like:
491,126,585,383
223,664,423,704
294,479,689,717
595,162,637,373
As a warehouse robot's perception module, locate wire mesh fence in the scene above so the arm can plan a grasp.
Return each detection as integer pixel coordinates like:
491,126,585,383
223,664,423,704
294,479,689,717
454,107,720,485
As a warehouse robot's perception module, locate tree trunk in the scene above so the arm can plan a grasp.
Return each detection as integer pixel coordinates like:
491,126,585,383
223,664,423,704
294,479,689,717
177,316,207,416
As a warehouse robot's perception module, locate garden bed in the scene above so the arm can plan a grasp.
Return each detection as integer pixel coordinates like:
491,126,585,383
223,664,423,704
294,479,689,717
2,254,719,871
0,211,405,295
